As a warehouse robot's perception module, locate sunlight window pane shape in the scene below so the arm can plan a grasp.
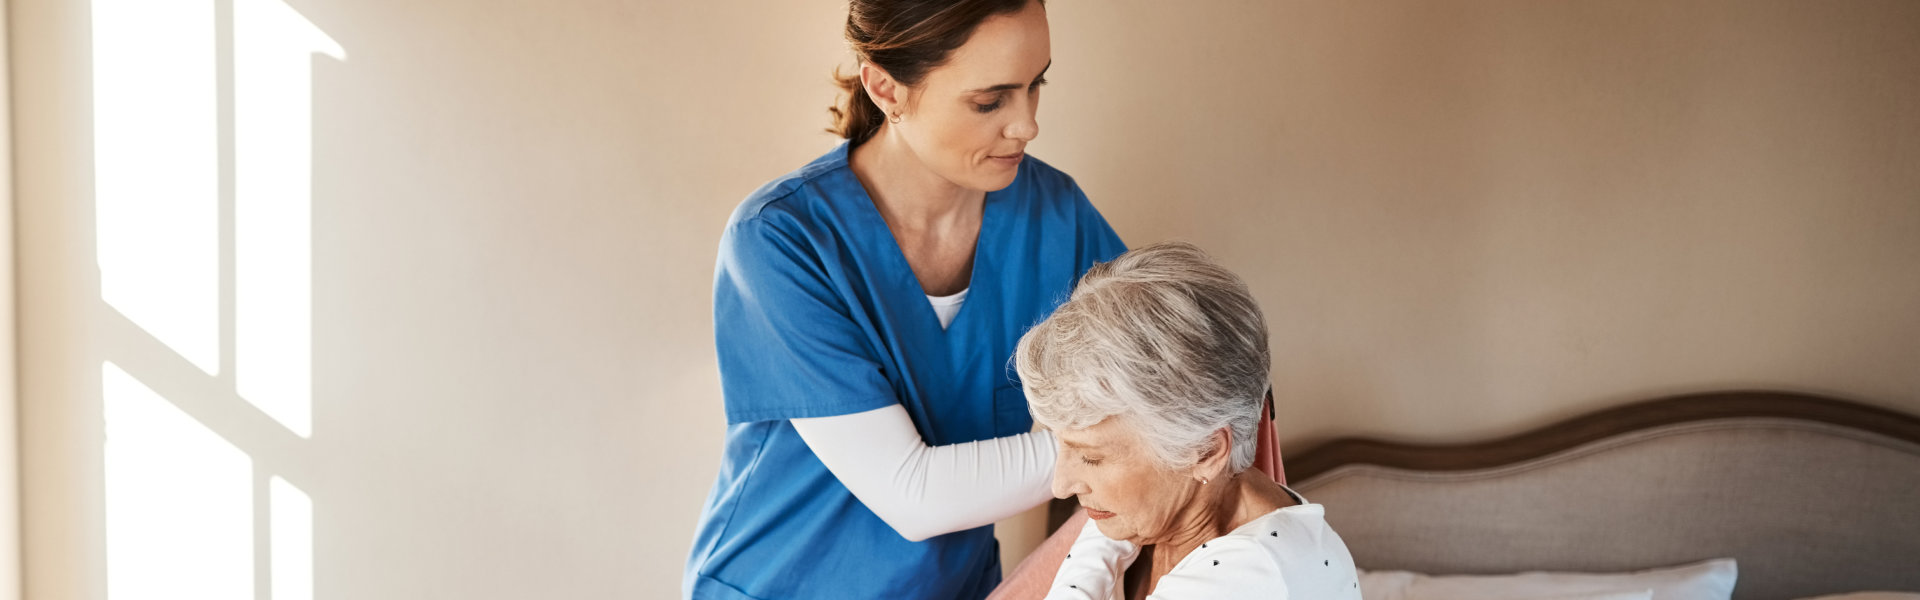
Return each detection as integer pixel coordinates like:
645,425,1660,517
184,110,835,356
269,476,314,600
91,0,221,375
103,361,253,600
235,0,345,438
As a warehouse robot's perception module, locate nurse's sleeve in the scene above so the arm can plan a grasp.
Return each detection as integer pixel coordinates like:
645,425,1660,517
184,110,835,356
792,405,1059,542
717,215,1058,541
713,216,897,422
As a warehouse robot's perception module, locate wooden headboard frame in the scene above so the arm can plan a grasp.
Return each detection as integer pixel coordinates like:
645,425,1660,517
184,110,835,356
1285,390,1920,483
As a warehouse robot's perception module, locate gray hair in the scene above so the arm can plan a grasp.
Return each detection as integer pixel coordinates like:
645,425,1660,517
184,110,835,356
1016,241,1271,473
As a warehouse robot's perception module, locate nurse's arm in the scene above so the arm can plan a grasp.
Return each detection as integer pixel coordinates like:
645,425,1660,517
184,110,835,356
792,403,1056,542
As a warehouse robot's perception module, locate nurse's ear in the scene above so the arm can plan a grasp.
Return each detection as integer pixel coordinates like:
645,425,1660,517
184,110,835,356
860,62,908,123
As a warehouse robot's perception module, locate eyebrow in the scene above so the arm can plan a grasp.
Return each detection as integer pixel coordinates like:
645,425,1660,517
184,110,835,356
1060,438,1099,450
965,61,1052,95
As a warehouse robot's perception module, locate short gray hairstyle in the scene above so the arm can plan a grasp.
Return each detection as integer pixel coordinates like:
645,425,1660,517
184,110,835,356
1016,241,1271,473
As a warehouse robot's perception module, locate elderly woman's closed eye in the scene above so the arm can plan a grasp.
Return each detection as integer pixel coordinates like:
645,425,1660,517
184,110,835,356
1015,241,1362,600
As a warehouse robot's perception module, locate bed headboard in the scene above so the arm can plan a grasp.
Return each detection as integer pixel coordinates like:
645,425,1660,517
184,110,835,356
1288,391,1920,600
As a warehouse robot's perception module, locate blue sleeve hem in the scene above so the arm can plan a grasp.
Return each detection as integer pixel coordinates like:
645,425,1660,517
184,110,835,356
687,572,771,600
723,395,897,424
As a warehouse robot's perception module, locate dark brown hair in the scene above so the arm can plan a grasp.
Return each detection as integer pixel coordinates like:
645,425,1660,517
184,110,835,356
829,0,1037,146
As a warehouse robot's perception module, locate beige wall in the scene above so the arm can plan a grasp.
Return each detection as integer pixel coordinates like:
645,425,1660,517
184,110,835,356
2,0,20,597
1042,1,1920,449
13,1,1918,599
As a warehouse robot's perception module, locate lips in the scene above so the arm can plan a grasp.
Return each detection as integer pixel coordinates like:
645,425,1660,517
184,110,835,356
1085,507,1116,520
988,151,1025,164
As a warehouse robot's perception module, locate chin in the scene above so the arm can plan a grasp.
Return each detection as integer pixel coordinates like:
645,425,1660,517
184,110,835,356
975,171,1020,192
1091,520,1136,542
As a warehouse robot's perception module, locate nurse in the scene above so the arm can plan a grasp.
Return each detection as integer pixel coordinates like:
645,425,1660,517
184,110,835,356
682,0,1127,598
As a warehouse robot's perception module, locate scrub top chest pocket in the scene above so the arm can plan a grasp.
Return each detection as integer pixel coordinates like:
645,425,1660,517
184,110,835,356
994,385,1034,436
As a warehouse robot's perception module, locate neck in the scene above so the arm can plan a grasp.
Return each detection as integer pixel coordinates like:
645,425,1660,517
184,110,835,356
1151,475,1245,574
1147,469,1294,583
849,125,984,231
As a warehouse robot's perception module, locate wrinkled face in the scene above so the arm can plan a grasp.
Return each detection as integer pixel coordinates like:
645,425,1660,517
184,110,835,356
1050,416,1205,545
892,0,1051,192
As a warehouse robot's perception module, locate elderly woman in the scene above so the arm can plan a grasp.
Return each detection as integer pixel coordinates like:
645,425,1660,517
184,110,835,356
1014,241,1361,600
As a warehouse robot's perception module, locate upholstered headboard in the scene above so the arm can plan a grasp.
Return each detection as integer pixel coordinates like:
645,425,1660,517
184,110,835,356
1289,391,1920,600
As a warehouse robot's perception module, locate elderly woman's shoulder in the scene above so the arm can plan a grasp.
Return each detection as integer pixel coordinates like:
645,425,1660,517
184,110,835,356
1146,507,1363,599
1146,535,1285,599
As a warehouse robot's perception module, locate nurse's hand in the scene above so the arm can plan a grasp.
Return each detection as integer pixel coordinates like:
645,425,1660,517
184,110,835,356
988,509,1086,600
989,509,1138,600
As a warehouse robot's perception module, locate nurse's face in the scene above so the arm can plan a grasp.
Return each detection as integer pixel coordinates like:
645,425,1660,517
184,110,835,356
1050,416,1211,546
890,0,1051,192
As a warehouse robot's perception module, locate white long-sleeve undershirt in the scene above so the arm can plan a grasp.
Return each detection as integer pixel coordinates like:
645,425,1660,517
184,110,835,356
791,403,1058,542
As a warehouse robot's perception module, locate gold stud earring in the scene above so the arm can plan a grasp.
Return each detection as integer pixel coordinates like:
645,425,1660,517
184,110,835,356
888,111,902,124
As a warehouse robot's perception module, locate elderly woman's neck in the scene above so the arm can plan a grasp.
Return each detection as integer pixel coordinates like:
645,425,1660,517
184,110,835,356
1147,469,1295,582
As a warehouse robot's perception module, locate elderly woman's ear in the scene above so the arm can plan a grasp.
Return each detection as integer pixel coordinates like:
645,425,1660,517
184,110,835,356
1192,428,1235,485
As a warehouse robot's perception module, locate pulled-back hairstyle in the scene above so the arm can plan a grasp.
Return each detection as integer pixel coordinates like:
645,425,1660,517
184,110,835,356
829,0,1036,146
1017,241,1272,473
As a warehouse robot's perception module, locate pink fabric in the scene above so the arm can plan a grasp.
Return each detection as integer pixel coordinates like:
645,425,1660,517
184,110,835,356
986,510,1088,600
988,394,1285,599
1253,390,1286,485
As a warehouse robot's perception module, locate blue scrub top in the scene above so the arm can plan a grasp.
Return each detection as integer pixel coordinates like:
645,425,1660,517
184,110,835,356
684,142,1127,600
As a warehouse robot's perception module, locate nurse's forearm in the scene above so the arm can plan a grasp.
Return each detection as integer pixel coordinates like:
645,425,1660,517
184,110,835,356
792,403,1057,542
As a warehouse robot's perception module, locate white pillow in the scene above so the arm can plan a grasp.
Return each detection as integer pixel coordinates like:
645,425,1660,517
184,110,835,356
1357,558,1736,600
1543,592,1654,600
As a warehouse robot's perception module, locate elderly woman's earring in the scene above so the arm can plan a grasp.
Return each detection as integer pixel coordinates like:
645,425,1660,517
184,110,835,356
1201,477,1210,485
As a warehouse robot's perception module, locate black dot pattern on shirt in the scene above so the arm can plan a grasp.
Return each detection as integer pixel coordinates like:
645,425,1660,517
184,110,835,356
1049,528,1340,589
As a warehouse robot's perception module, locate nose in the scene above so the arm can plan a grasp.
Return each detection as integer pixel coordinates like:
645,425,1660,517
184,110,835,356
1005,101,1038,142
1050,453,1089,499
